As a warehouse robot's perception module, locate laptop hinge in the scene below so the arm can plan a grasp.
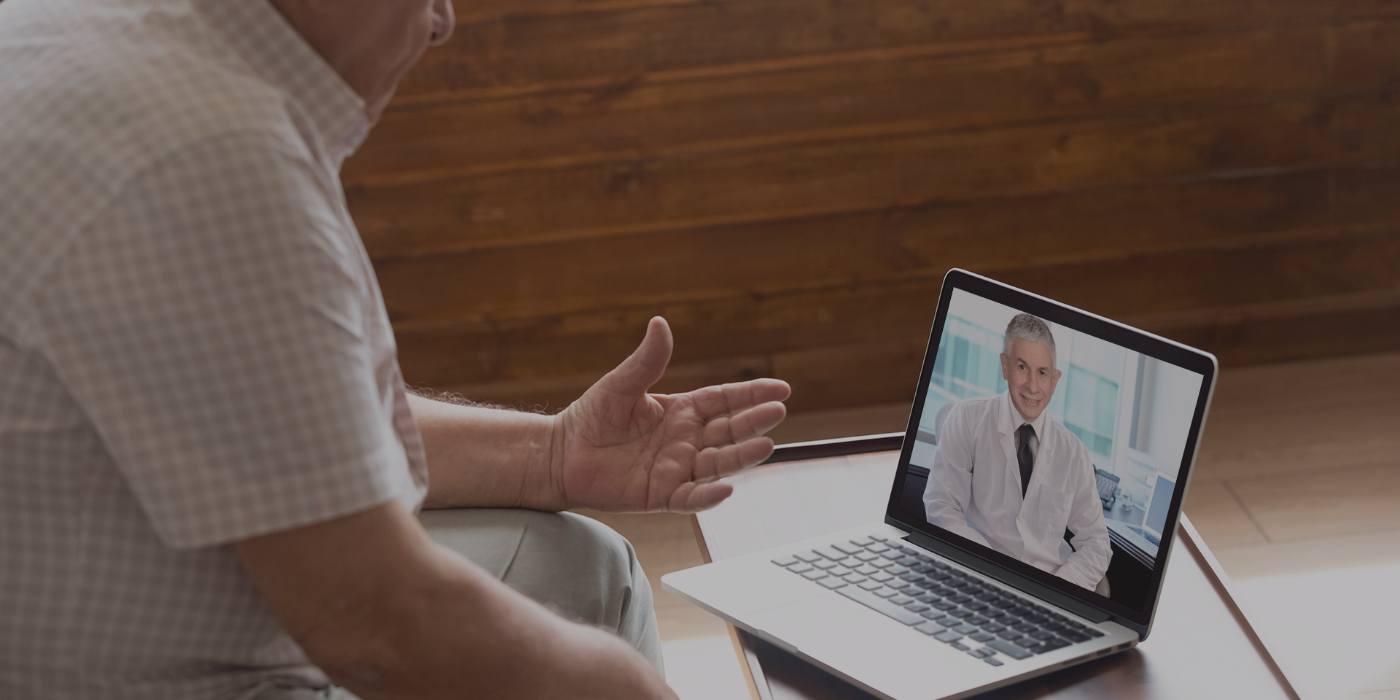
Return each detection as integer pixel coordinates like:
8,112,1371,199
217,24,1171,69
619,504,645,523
900,527,1112,624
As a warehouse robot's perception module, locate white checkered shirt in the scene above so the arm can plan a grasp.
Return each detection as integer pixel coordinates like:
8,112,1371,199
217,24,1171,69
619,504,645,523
0,1,429,697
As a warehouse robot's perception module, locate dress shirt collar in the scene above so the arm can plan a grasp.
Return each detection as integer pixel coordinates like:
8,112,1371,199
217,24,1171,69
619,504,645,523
192,0,369,164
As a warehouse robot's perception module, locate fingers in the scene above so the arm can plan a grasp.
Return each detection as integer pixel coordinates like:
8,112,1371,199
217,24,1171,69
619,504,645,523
598,316,674,397
695,436,775,481
668,481,734,512
689,378,792,418
702,401,786,447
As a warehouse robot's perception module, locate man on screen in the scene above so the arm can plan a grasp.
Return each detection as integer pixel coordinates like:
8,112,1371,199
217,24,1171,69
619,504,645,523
923,314,1111,592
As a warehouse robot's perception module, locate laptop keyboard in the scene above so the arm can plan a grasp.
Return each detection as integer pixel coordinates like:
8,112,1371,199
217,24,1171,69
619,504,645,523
772,535,1104,667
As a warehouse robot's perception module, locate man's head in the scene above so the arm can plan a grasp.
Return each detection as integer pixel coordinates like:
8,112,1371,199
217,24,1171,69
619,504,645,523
1000,313,1060,422
268,0,455,123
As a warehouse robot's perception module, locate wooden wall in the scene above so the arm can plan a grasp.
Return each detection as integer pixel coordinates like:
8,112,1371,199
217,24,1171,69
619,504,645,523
344,0,1400,414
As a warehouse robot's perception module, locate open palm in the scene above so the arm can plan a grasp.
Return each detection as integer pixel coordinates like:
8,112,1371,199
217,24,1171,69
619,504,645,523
552,317,791,513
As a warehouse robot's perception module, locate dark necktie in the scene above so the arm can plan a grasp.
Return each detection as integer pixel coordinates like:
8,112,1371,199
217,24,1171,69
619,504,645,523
1016,423,1035,498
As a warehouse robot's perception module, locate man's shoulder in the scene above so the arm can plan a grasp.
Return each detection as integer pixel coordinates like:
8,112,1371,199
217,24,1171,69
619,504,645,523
945,394,1002,431
0,14,305,203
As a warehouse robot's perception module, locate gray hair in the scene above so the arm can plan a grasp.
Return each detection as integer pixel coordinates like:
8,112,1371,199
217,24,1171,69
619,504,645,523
1003,313,1056,366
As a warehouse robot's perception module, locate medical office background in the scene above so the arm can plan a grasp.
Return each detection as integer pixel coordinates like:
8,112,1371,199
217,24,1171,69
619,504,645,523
903,290,1202,604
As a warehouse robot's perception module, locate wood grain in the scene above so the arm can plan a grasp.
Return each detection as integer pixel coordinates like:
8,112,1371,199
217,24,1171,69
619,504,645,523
354,0,1400,414
400,0,1400,98
350,22,1400,179
349,94,1400,258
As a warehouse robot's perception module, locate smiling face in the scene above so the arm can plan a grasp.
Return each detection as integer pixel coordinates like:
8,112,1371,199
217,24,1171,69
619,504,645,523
269,0,456,123
1001,338,1061,422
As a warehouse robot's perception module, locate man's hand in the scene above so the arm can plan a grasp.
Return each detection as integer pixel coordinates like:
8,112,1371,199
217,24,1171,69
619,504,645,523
548,317,791,513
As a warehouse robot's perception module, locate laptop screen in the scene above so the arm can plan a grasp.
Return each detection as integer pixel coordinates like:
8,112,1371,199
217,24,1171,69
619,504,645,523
888,272,1214,629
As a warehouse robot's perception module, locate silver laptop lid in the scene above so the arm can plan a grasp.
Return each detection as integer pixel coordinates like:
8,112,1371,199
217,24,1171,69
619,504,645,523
883,269,1217,639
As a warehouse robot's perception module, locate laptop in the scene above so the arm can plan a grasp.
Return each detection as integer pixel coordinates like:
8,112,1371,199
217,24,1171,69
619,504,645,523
663,269,1217,699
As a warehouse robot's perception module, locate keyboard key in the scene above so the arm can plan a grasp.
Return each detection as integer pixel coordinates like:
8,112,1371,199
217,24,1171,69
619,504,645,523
818,577,847,590
970,632,994,643
950,641,970,651
983,657,1004,667
868,543,890,554
855,551,879,562
851,536,875,547
812,560,836,570
970,648,993,658
859,581,882,591
886,565,910,576
871,572,893,582
802,569,827,580
833,542,862,555
794,551,822,563
843,573,866,584
967,615,989,626
1039,637,1071,652
933,615,959,626
920,609,943,620
840,557,863,568
829,566,852,577
873,588,897,599
889,595,913,606
837,586,926,625
787,562,813,574
856,564,879,575
983,623,1005,634
814,546,846,561
914,621,945,635
933,631,962,643
955,624,979,635
904,603,929,613
987,639,1032,660
772,555,798,567
870,534,889,542
887,580,912,591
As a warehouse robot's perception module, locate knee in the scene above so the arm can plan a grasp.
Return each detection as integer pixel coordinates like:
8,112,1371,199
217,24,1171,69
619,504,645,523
508,512,651,633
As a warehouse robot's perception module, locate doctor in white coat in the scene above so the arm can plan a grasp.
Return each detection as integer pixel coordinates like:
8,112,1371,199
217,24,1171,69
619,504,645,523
923,313,1111,592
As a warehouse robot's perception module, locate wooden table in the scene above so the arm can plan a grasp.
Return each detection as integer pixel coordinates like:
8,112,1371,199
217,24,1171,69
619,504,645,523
691,436,1301,699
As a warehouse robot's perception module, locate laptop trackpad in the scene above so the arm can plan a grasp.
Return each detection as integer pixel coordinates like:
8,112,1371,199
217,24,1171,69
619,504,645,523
749,597,985,699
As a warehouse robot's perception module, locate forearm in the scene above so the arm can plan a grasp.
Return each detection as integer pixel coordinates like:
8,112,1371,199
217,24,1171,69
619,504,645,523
333,541,669,700
408,393,564,510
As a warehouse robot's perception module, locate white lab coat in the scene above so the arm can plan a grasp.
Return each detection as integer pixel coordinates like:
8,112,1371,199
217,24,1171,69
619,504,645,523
922,393,1111,590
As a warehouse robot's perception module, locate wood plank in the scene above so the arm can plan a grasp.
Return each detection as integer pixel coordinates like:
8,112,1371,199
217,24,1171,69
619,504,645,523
419,354,774,413
349,22,1400,178
373,166,1399,327
393,255,1400,399
402,0,1400,97
1181,479,1269,548
1209,352,1400,420
402,286,1400,415
348,94,1400,258
1228,461,1400,542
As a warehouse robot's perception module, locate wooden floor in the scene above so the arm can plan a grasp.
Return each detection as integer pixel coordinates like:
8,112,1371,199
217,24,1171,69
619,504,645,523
583,351,1400,699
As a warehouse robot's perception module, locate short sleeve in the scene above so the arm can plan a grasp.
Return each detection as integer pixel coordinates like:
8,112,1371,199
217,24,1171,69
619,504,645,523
29,131,416,549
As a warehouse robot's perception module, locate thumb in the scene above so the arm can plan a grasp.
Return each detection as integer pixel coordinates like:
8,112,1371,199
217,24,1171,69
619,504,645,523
600,316,673,396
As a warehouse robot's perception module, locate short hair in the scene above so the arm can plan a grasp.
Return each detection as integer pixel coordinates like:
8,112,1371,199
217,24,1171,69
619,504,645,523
1003,313,1056,367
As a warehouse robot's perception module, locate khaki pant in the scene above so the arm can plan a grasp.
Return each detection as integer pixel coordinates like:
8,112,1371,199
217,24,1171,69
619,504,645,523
252,509,662,699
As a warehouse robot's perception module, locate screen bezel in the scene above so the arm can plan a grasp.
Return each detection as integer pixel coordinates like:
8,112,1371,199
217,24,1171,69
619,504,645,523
884,268,1217,635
